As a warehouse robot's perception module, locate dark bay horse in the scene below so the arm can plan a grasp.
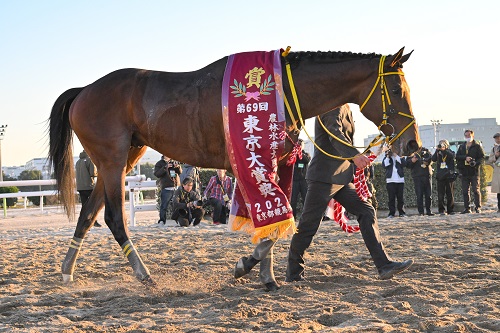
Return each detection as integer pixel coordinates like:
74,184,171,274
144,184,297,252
49,47,420,285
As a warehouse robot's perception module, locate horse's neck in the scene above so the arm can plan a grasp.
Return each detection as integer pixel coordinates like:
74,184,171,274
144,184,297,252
286,58,373,119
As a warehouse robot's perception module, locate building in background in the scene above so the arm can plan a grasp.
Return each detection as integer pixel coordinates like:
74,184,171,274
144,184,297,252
24,157,51,179
419,118,500,151
2,165,24,179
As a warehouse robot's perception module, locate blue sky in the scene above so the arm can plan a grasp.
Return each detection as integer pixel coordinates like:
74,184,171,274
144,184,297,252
1,0,498,166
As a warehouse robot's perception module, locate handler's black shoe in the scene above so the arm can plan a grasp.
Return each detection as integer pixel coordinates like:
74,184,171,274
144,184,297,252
378,259,413,280
234,256,260,279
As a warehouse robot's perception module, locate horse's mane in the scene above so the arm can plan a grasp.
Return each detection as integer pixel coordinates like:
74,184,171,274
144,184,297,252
287,51,382,66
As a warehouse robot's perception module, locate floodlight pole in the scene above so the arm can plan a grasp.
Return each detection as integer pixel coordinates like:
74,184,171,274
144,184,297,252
430,120,442,149
0,124,8,215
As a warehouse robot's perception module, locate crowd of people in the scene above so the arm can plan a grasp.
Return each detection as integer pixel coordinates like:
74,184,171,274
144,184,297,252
380,129,500,216
75,126,499,231
153,155,233,227
148,128,499,228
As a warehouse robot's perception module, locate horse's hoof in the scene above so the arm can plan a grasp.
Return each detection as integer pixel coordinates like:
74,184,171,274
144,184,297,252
234,257,250,279
62,274,73,283
264,281,280,292
141,276,157,288
234,256,260,279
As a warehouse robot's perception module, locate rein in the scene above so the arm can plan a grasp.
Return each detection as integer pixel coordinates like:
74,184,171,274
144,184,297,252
281,48,414,160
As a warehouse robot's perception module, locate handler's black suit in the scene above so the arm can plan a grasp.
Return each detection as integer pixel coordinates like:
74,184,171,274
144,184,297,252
286,105,412,281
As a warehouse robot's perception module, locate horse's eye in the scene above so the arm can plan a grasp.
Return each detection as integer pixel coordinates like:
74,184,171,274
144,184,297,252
391,87,402,96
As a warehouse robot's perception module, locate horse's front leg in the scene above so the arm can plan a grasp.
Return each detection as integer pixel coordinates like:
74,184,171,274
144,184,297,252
61,178,105,283
234,238,279,291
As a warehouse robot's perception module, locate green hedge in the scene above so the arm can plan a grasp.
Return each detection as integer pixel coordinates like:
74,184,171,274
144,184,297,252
372,162,488,210
0,186,19,207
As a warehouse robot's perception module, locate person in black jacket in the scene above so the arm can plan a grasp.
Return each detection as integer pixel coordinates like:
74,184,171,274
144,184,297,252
171,177,205,227
432,140,456,215
382,150,407,217
154,156,182,224
286,105,413,282
405,147,434,216
291,139,311,218
455,129,485,213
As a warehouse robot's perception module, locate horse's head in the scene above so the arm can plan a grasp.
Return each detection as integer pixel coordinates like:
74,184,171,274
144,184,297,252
360,47,421,156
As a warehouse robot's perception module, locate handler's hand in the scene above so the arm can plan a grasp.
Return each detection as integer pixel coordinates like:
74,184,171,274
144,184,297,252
352,154,371,170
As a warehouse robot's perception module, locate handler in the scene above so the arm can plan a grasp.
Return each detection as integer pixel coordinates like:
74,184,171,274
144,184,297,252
286,105,413,282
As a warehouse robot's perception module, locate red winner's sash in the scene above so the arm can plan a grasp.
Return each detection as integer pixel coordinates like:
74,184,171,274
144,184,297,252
222,50,296,243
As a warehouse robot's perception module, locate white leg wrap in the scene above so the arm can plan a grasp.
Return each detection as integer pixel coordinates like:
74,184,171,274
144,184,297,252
121,240,151,281
62,274,73,283
259,251,276,284
61,237,83,283
252,239,276,261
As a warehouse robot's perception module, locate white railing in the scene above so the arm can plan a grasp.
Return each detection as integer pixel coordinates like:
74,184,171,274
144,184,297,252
125,175,158,226
0,176,158,224
0,179,57,215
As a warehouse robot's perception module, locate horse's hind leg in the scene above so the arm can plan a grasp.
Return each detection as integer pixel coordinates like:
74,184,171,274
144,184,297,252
259,245,279,291
234,239,279,291
101,146,154,284
61,146,149,284
62,173,105,282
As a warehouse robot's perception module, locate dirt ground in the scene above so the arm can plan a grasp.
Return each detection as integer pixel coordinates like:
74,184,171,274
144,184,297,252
0,197,498,332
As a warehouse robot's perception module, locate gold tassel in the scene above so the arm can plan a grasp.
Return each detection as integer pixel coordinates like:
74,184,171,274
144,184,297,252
251,218,297,243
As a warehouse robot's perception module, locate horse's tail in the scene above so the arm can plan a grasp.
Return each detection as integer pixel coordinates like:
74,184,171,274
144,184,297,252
48,87,84,219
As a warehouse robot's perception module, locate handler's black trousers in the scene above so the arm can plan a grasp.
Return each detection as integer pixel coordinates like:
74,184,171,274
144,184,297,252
291,179,308,217
286,181,391,281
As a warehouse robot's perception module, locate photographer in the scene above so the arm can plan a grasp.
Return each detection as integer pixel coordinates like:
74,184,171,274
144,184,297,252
171,177,205,227
405,147,434,216
456,129,485,213
154,155,182,224
487,133,500,213
203,169,233,225
432,140,456,215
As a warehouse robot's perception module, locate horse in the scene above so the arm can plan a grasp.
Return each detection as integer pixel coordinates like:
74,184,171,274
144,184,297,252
49,47,420,286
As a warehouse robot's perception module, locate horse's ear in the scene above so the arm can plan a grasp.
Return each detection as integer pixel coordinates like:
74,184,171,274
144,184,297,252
399,50,414,65
390,47,405,67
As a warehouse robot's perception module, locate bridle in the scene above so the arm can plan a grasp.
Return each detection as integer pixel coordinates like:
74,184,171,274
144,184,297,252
358,55,416,149
281,47,415,160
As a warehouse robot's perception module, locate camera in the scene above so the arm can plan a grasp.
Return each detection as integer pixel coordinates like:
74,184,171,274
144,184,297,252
194,199,204,207
420,149,431,168
166,160,179,167
468,158,476,167
437,143,444,149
